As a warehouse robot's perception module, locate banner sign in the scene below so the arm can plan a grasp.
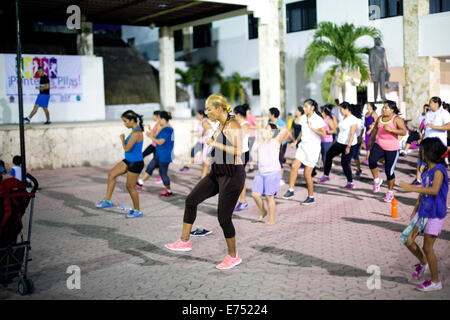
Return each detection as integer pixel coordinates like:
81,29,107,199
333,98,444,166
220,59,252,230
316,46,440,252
5,54,82,104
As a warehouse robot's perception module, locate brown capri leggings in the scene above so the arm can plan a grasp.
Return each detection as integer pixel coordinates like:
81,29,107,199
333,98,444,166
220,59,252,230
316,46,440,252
183,165,246,239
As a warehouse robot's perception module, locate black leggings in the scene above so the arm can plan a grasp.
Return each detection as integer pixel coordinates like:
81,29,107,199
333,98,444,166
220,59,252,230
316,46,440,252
183,165,245,239
143,145,156,158
146,158,170,186
324,142,358,183
190,142,203,158
368,143,399,181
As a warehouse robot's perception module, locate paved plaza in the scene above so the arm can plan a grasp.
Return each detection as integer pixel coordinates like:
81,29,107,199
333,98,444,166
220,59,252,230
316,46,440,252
1,147,449,300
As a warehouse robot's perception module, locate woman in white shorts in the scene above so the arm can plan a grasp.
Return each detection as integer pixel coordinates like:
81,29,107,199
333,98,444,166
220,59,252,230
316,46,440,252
282,99,326,205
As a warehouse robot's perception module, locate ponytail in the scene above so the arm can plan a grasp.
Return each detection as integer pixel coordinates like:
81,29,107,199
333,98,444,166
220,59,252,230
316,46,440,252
121,110,144,131
304,98,322,118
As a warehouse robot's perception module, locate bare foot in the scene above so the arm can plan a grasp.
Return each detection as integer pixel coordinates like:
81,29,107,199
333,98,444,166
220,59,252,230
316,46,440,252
264,220,275,226
256,210,267,222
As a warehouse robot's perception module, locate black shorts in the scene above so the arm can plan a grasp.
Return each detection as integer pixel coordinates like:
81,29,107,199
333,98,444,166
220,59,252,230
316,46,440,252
122,159,144,174
242,151,250,167
406,131,421,145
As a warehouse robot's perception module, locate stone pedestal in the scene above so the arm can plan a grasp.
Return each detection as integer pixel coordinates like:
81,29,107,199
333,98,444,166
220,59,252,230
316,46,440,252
404,0,440,124
159,26,176,114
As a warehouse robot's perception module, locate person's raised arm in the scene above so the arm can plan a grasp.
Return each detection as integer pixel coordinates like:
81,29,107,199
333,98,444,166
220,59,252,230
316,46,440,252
400,170,444,196
121,131,142,152
385,117,407,136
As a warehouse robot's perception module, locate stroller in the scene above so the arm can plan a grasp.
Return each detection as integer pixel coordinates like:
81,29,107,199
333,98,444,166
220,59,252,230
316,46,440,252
0,174,38,295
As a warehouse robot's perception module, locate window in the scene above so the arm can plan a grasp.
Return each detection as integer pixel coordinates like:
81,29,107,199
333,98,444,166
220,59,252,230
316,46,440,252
369,0,403,20
174,29,183,52
248,14,258,39
430,0,450,13
252,79,260,96
193,24,211,49
286,0,317,33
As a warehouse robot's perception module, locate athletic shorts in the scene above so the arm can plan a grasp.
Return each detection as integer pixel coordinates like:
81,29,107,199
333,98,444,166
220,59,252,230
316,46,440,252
242,151,250,167
252,171,281,196
35,94,50,108
295,141,321,168
414,213,446,237
122,159,144,174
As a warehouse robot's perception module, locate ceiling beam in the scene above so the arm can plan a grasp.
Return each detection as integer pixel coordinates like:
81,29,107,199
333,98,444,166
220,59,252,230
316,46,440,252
131,1,202,24
169,7,249,31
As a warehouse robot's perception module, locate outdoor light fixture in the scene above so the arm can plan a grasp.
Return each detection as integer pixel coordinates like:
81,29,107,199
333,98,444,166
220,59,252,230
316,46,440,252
158,4,167,8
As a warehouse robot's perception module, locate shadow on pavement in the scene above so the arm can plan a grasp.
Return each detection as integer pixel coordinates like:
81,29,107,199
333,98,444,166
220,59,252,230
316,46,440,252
342,217,450,241
35,219,216,265
252,245,410,285
43,190,100,218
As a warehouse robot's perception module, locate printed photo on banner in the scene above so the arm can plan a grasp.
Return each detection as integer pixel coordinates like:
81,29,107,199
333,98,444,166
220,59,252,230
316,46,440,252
5,54,83,104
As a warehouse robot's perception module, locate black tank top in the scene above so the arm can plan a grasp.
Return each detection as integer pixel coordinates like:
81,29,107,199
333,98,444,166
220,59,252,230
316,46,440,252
292,122,302,140
211,116,240,176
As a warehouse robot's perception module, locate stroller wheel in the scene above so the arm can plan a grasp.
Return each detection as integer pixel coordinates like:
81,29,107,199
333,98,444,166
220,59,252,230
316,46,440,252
18,278,34,295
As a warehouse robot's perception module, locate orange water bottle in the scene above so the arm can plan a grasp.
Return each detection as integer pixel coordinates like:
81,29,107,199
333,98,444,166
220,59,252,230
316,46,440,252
391,198,398,218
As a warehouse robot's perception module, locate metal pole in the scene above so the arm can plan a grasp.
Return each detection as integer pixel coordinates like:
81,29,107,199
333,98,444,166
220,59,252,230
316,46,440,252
15,0,27,183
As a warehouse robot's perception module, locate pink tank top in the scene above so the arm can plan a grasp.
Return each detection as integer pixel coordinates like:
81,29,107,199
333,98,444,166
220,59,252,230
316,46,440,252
375,115,400,151
258,139,281,174
151,125,157,147
321,116,333,143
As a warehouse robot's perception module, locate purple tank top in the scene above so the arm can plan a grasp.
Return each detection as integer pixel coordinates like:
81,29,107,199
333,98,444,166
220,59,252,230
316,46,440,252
365,112,375,131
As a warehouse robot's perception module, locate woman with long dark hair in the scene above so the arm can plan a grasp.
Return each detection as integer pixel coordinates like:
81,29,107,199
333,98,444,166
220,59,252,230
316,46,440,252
319,104,338,169
165,94,246,270
364,102,378,163
368,100,407,202
282,99,326,205
96,110,144,218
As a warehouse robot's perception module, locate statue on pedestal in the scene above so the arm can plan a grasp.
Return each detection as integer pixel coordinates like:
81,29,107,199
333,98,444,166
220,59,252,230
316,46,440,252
369,37,389,102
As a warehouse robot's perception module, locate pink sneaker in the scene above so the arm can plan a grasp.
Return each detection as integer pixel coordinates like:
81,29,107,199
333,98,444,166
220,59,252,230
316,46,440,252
384,190,394,202
318,176,330,183
412,263,428,279
216,253,242,270
164,239,192,252
373,178,383,193
155,177,163,184
417,280,442,292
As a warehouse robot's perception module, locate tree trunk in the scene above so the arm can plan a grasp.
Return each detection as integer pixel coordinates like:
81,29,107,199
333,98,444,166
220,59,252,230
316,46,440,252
341,85,346,102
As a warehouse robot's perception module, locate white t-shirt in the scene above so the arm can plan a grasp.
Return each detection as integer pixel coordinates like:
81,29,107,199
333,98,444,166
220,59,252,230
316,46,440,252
337,115,361,146
332,105,343,123
424,107,450,146
299,113,326,145
10,166,22,181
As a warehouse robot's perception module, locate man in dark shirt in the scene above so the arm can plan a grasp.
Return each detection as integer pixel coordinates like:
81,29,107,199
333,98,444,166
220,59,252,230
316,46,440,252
24,67,51,125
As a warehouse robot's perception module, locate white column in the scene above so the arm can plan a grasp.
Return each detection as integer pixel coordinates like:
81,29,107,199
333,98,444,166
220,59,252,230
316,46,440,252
77,17,93,56
159,26,176,113
257,0,284,119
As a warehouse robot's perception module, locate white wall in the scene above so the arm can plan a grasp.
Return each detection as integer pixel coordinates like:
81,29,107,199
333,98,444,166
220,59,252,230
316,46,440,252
419,11,450,57
0,55,105,124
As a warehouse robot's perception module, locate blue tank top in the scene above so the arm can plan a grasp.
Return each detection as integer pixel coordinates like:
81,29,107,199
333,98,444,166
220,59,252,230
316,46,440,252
125,127,143,162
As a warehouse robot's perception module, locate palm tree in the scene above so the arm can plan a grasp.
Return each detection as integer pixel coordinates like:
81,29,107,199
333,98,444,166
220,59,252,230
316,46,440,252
219,72,251,105
305,22,381,103
175,67,194,110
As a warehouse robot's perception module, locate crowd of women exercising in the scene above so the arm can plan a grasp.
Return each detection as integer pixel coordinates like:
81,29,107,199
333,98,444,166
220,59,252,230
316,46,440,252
94,94,449,291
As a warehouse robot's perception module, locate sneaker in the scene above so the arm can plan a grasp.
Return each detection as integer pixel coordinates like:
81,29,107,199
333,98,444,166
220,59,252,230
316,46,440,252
190,228,212,237
355,169,362,177
384,191,394,202
216,254,242,270
318,176,330,183
411,179,422,186
160,189,174,197
136,182,143,189
400,150,407,157
363,159,369,165
126,209,144,219
302,196,315,206
155,177,163,184
417,280,442,292
282,190,294,200
412,263,428,279
373,178,383,193
344,182,355,189
44,121,51,125
234,202,248,211
23,117,30,124
95,200,114,208
164,238,192,252
179,166,190,172
279,179,286,186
